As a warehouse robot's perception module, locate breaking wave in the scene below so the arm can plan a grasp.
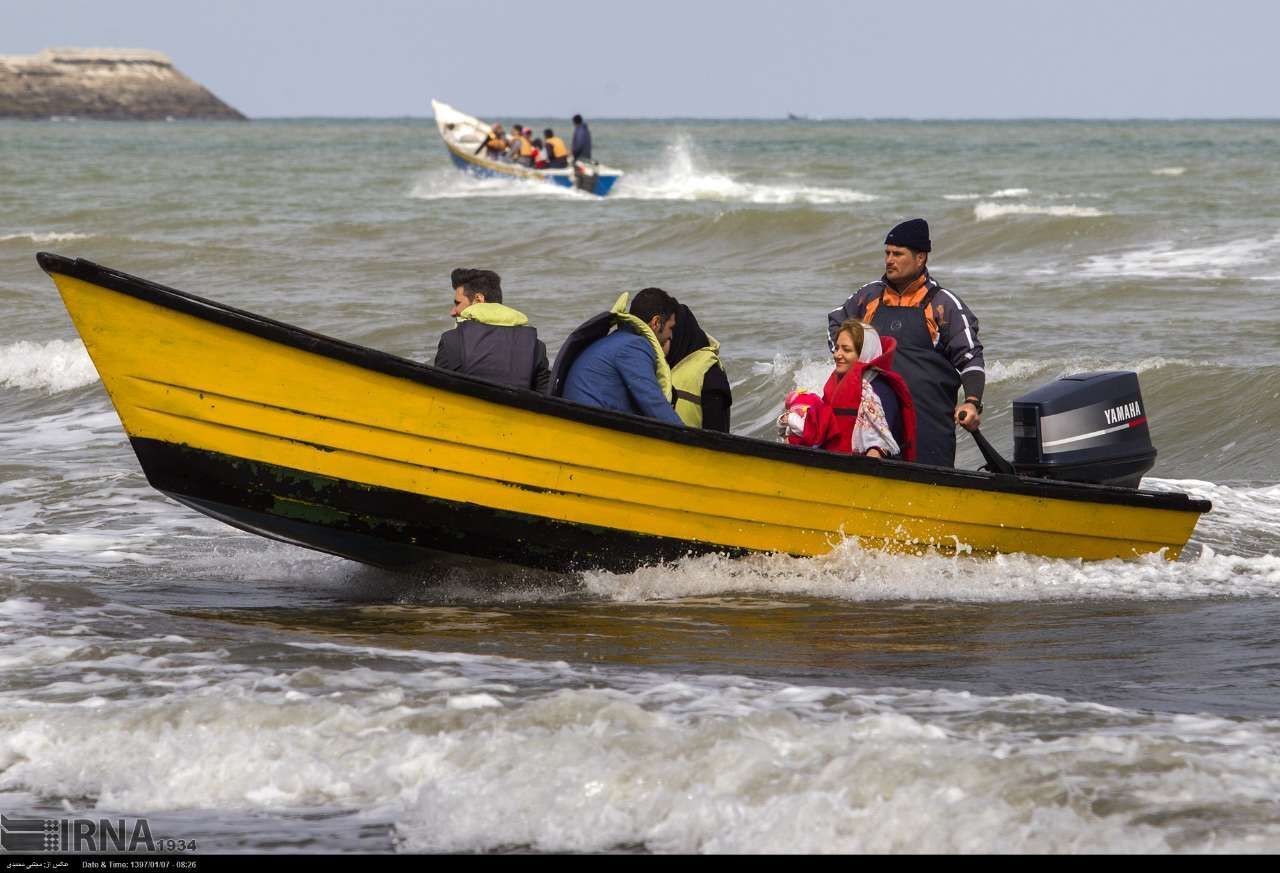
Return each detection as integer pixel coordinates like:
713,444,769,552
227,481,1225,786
614,138,878,205
974,202,1108,221
0,231,93,244
0,339,98,393
1080,234,1280,279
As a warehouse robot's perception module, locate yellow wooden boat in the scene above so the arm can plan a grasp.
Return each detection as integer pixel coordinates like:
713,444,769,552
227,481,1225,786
39,253,1209,572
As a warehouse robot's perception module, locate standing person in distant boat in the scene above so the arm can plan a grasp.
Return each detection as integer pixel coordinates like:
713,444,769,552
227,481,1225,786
543,128,570,169
827,219,984,467
571,114,592,161
434,269,551,393
666,301,732,432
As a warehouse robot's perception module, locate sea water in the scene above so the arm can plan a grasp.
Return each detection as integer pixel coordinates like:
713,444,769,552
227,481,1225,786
1,117,1279,853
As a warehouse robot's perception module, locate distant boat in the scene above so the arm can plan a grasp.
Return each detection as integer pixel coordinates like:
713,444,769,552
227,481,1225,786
787,112,808,121
431,99,622,198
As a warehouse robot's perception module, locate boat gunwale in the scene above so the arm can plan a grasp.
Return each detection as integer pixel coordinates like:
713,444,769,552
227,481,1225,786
37,252,1212,517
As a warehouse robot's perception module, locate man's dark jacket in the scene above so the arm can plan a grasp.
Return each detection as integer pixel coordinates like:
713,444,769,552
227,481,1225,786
434,306,550,393
572,122,592,161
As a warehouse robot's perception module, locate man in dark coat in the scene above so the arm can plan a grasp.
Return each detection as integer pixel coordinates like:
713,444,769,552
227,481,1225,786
571,114,592,161
827,219,985,466
433,268,550,393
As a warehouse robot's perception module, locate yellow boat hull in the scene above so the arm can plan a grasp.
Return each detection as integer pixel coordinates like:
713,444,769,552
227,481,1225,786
40,254,1209,571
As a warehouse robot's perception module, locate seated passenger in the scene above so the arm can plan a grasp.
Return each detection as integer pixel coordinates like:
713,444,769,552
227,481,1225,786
666,302,732,432
530,138,549,170
507,124,533,166
780,321,916,460
543,128,570,169
433,268,551,393
556,288,684,426
477,123,508,159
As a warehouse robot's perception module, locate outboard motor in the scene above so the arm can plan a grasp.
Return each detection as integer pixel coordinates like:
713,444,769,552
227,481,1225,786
573,159,599,193
1011,371,1156,488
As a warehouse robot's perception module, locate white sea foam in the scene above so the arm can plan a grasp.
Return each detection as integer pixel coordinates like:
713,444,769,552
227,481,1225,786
581,539,1280,604
0,408,122,453
974,202,1108,221
1080,234,1280,279
2,636,1279,853
1146,479,1280,555
0,339,98,393
1151,167,1188,176
945,188,1028,201
0,231,93,244
614,138,878,205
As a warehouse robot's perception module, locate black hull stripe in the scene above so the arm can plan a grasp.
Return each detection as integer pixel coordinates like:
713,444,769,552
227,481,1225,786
133,438,739,573
40,253,1209,515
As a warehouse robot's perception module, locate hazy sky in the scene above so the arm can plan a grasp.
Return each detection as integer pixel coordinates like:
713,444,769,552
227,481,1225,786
6,0,1278,119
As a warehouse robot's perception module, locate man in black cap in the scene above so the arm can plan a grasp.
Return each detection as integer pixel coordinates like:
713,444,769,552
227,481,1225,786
827,219,985,467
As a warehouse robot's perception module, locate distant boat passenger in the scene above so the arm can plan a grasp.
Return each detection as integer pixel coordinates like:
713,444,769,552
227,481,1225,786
530,138,549,169
543,128,570,169
507,123,533,166
476,122,508,159
572,114,592,161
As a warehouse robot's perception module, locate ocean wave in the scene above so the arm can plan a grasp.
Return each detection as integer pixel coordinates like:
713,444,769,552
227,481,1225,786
0,231,93,244
1146,479,1280,556
758,355,1180,389
974,202,1108,221
985,356,1175,384
1151,167,1188,176
613,138,878,205
945,188,1029,202
0,339,98,393
3,623,1280,852
1080,234,1280,279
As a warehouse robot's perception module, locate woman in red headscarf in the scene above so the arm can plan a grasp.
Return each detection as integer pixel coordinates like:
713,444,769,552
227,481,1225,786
780,320,916,460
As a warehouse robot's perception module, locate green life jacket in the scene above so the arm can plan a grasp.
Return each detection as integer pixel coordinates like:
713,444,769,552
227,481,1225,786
670,336,722,428
608,292,673,403
457,302,530,327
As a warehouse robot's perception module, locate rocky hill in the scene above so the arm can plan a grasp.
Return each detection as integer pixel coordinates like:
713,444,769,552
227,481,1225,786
0,48,245,120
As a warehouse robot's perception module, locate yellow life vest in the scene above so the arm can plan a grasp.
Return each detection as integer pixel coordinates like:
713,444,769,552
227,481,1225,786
485,133,507,151
546,136,569,160
510,134,532,158
670,338,722,428
609,292,673,402
457,302,530,327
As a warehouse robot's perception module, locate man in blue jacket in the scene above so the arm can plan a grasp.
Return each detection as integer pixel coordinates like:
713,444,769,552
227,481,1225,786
560,287,683,426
